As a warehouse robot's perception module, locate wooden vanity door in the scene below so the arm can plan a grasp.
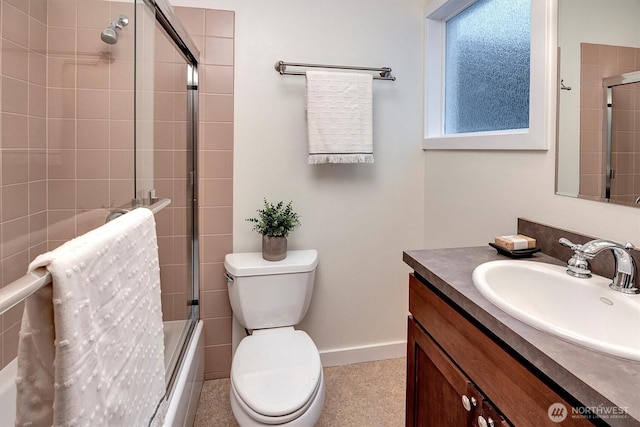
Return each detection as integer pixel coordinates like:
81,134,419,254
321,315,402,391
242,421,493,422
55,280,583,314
407,317,484,426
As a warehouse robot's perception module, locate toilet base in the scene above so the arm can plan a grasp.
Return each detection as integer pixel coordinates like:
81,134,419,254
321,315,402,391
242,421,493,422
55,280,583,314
230,370,325,426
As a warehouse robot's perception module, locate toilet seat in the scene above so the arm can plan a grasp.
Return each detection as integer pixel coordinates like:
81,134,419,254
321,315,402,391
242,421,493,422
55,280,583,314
231,328,322,423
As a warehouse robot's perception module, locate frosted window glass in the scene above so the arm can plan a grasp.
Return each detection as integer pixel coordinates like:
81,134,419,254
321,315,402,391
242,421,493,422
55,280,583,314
444,0,530,134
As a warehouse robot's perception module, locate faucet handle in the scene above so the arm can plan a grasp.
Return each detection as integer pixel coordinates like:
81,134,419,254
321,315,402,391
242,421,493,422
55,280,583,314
625,242,635,251
559,237,582,251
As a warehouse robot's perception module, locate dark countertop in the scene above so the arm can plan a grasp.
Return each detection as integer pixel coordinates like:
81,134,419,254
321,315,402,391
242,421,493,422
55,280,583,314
404,246,640,427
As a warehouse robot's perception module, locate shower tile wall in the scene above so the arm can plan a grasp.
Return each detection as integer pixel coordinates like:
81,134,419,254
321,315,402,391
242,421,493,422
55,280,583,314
579,42,640,202
175,7,235,380
0,0,137,371
0,0,48,370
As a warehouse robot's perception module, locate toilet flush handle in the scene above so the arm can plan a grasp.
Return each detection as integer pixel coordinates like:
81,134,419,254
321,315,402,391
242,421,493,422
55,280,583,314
225,273,234,285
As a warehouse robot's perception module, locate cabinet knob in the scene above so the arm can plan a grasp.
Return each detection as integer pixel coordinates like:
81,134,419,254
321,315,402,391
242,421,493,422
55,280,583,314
478,416,495,427
461,395,477,412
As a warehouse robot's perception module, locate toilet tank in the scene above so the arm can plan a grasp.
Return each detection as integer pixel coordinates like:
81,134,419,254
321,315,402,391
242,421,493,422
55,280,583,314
224,250,318,330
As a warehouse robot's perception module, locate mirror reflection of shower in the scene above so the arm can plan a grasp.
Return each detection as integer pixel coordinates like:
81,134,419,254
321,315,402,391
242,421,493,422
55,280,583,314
603,71,640,204
101,15,129,44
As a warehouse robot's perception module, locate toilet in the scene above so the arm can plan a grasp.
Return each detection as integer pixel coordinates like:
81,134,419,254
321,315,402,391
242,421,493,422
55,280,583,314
224,250,325,426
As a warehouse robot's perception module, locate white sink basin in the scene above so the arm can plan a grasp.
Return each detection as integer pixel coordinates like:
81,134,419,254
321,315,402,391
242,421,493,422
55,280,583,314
472,260,640,361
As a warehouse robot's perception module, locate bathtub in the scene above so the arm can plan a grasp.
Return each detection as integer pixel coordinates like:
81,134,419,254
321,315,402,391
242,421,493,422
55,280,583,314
0,320,203,427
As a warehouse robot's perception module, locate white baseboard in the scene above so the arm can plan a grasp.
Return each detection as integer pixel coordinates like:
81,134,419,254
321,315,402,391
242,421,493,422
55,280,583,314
319,340,406,367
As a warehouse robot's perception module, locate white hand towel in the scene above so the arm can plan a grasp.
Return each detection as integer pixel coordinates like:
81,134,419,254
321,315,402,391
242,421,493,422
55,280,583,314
306,70,374,164
15,208,166,427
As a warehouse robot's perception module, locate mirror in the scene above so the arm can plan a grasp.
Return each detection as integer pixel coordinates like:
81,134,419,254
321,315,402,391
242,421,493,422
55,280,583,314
556,0,640,207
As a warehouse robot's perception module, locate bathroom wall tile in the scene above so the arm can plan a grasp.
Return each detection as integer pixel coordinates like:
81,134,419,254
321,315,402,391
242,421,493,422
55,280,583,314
77,61,109,90
109,90,134,120
175,7,205,37
203,37,233,66
155,208,174,238
199,262,226,291
77,89,110,119
200,150,233,179
580,152,602,175
29,117,46,149
77,0,111,30
109,59,134,91
2,40,28,81
77,149,109,179
28,52,46,86
4,0,28,14
200,178,233,207
205,10,234,39
77,119,109,149
1,250,29,287
2,150,29,184
202,122,233,150
28,180,46,213
47,149,76,179
1,183,28,221
154,91,175,122
47,209,76,241
109,120,134,149
2,77,28,115
109,150,133,179
154,121,175,150
47,56,76,89
29,211,47,248
201,207,232,235
28,83,46,118
2,4,29,48
48,118,76,149
203,344,232,380
200,289,232,319
28,151,46,182
76,180,109,209
29,17,47,54
204,317,232,346
47,0,77,28
200,234,232,264
203,94,233,123
47,88,76,119
1,113,28,149
109,179,133,208
202,65,233,95
29,0,48,25
47,180,75,210
1,217,29,258
47,27,76,57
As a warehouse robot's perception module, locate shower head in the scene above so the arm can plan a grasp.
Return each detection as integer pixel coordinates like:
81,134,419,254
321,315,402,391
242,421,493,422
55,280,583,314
100,15,129,45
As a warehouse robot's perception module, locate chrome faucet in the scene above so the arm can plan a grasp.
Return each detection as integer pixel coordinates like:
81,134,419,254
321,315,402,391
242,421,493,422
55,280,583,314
559,238,639,294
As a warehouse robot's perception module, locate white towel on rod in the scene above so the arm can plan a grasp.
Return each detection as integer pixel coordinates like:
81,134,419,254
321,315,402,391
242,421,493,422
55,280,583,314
306,70,374,164
15,208,166,427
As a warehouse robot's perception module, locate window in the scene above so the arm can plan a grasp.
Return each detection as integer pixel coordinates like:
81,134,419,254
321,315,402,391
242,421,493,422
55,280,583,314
423,0,557,150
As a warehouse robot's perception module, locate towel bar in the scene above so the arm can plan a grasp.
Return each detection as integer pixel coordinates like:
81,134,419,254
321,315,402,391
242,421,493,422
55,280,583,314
0,198,172,316
275,60,396,81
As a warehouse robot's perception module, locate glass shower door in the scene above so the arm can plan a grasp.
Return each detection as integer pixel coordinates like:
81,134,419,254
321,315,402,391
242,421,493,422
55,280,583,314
135,0,199,385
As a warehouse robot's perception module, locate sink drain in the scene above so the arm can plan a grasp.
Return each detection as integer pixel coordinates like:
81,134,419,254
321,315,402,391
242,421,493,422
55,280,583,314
599,297,613,306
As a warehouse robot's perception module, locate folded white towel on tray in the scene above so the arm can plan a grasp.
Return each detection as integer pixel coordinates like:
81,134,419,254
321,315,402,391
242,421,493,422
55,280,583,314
306,70,374,164
15,207,166,427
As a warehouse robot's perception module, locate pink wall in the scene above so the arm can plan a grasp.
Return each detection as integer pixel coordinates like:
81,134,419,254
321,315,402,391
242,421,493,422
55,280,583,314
579,42,640,203
175,6,235,380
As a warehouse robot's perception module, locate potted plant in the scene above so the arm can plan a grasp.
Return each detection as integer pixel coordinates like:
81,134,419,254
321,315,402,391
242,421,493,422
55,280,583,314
246,198,301,261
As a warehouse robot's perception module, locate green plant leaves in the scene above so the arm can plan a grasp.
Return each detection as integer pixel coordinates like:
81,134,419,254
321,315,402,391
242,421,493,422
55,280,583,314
246,199,301,237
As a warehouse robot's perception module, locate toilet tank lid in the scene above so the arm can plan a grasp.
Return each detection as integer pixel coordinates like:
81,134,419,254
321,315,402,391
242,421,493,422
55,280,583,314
225,249,318,276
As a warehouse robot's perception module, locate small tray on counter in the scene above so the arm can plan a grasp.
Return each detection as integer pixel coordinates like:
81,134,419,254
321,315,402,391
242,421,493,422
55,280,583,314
489,242,541,259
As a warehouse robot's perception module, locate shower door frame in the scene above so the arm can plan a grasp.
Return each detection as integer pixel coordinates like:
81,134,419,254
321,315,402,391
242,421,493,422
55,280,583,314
140,0,201,393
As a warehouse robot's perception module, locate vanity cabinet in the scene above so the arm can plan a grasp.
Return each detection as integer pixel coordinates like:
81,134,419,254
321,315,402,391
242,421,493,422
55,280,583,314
406,274,594,427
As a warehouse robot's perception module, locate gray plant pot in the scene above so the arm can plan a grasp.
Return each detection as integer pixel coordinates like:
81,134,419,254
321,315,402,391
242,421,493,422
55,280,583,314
262,235,287,261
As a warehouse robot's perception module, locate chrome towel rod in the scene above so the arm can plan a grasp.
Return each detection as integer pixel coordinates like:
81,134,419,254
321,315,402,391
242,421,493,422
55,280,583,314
0,198,172,317
275,60,396,81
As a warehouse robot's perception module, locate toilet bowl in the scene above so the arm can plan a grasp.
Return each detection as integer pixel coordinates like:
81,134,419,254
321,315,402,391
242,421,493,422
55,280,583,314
225,250,324,426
